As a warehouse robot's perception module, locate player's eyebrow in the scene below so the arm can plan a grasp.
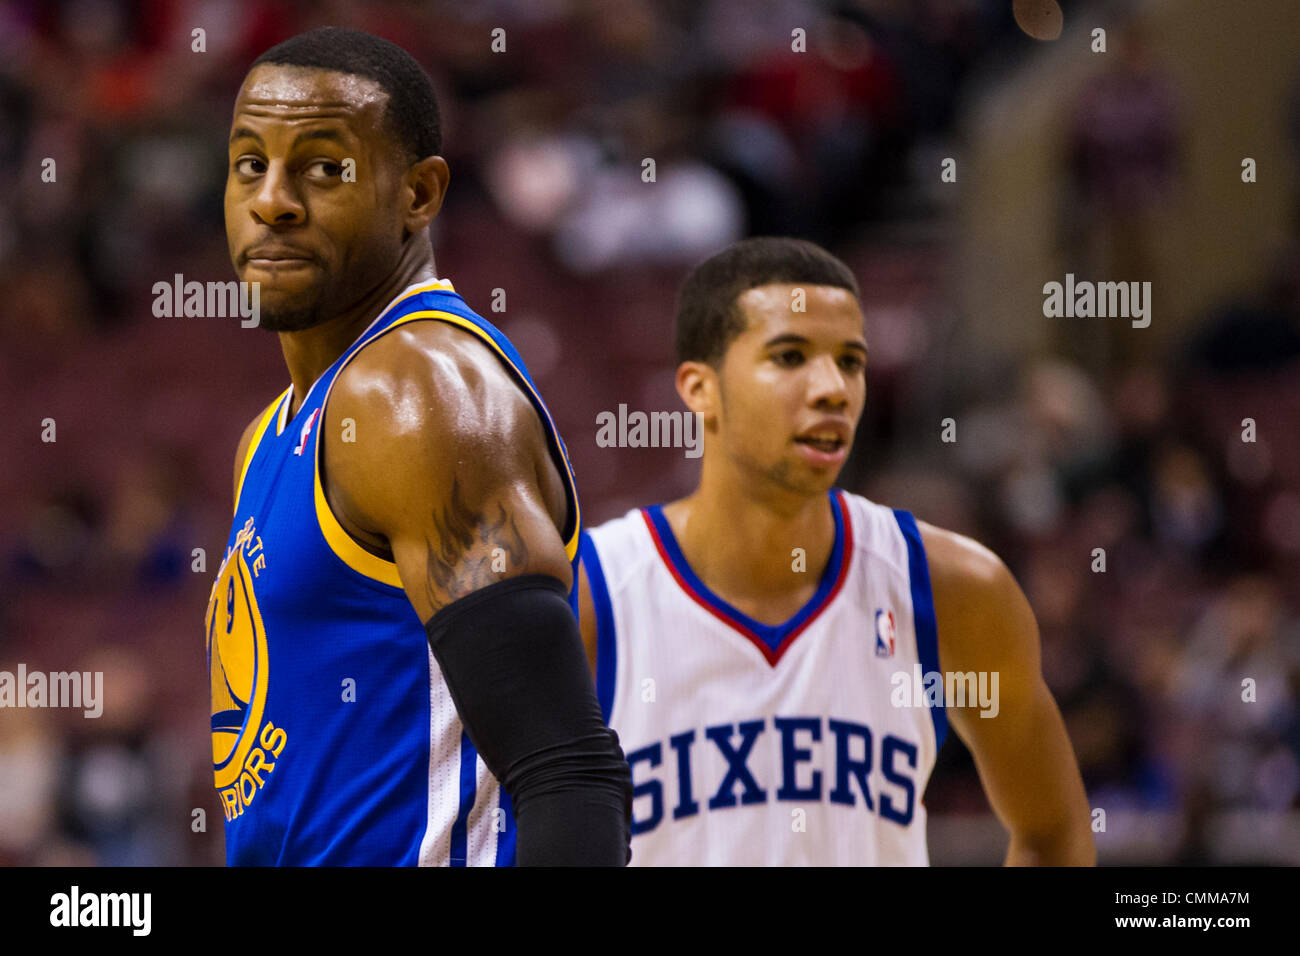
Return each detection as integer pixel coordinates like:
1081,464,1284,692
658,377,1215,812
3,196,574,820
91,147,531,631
289,128,350,149
228,127,351,148
764,333,811,348
763,333,868,353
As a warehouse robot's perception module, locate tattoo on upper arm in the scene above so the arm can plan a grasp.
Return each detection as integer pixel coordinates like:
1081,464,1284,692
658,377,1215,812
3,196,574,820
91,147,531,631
424,477,529,610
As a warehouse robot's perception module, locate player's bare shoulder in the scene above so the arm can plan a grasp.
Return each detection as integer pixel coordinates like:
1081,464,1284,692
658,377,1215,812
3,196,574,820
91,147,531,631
916,520,1039,674
327,322,563,511
315,320,571,614
916,521,1009,599
334,321,537,440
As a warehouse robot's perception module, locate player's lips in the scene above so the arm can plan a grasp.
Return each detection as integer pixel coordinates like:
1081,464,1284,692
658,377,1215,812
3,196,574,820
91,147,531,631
793,420,852,465
243,245,316,267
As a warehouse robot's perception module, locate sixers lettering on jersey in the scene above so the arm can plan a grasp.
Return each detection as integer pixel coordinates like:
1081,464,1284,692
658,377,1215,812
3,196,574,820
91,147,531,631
625,716,922,834
581,489,946,866
205,278,582,866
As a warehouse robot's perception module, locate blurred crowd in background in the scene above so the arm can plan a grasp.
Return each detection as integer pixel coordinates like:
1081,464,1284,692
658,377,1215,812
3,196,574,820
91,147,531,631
0,0,1297,864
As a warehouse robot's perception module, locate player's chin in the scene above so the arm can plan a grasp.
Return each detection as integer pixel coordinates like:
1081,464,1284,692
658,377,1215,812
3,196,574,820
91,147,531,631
254,288,327,332
783,451,846,494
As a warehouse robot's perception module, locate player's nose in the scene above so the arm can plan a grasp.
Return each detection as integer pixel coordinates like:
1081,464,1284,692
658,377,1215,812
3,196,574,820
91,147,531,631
249,161,306,226
806,354,850,408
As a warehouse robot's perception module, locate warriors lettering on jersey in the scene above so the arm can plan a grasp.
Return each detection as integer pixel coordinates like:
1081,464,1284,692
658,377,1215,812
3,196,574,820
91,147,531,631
626,715,922,835
206,513,288,821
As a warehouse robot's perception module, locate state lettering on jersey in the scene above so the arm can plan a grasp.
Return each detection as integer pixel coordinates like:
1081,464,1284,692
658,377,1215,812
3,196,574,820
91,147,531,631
220,515,269,579
624,716,920,836
205,514,288,820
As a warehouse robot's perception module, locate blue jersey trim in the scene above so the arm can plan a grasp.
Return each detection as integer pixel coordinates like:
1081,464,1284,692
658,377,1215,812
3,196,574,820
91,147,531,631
893,509,947,751
644,490,846,655
579,531,618,723
449,731,478,866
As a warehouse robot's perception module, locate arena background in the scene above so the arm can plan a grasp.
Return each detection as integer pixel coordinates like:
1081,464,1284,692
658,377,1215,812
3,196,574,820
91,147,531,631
1,0,1297,865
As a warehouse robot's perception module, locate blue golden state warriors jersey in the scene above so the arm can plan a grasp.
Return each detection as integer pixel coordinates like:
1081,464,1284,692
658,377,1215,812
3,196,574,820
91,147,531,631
204,278,581,866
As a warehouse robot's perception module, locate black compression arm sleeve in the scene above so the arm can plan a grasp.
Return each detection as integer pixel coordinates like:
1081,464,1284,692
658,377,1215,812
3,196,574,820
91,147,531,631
424,574,632,866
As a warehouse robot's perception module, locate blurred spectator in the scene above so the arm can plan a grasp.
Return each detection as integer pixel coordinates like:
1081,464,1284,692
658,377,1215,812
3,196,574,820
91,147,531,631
1066,19,1183,279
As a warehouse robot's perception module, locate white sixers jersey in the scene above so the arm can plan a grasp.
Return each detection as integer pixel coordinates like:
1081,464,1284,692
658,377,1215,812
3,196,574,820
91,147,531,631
580,489,946,866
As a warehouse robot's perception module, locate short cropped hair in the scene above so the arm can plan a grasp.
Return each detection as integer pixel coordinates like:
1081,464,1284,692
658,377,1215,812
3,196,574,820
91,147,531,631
675,237,861,365
250,27,441,160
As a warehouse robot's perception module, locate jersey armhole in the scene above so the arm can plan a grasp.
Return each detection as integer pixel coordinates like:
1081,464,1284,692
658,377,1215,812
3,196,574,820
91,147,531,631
579,532,618,724
310,373,407,590
234,388,290,517
893,509,947,751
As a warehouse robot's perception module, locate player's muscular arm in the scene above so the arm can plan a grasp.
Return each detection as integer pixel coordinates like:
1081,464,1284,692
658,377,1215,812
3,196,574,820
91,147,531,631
920,523,1096,866
323,323,571,615
323,323,630,865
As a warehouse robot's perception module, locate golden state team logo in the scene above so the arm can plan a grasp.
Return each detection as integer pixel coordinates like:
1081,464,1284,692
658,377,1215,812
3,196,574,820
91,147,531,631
205,517,286,820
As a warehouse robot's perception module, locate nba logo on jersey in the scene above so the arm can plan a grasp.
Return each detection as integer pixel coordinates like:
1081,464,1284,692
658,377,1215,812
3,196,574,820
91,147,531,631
875,609,896,658
292,408,321,456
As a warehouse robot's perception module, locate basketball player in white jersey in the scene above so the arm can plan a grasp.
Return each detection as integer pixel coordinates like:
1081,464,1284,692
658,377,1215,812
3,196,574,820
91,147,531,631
577,237,1094,865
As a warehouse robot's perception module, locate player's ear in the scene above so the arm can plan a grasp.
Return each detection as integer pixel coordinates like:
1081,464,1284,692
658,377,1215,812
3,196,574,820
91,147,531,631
403,155,449,234
676,361,718,424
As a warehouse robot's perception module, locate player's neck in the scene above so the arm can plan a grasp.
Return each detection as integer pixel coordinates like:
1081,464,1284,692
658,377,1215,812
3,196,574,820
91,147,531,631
280,248,438,416
665,471,836,610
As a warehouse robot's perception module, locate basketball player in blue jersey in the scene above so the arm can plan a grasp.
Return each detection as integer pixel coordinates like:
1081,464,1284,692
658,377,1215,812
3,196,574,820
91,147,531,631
577,238,1094,865
208,27,630,866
